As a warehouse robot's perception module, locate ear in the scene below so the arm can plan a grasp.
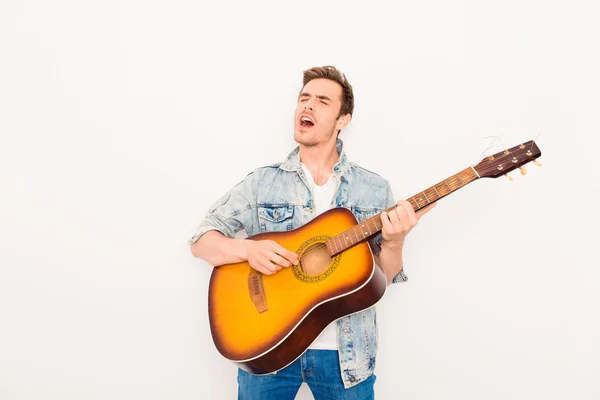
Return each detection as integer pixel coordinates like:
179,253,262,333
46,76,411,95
336,114,352,131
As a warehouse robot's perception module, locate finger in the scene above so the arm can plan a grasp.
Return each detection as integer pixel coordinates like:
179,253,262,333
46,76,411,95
402,205,419,226
259,266,274,275
380,211,396,239
259,257,278,273
386,208,401,229
416,202,437,219
390,207,409,231
380,211,392,229
249,260,273,275
273,243,299,265
269,252,292,268
271,260,283,272
396,201,418,225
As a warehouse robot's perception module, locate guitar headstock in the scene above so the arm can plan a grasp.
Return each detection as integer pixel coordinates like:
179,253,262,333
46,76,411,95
473,140,542,179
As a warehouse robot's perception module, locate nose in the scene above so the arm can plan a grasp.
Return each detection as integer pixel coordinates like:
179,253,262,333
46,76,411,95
303,101,315,112
303,96,316,111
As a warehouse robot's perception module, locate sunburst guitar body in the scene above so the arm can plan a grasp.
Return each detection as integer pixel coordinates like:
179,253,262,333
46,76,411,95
209,207,387,375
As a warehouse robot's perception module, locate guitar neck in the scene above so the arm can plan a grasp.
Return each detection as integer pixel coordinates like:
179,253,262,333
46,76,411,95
326,166,480,257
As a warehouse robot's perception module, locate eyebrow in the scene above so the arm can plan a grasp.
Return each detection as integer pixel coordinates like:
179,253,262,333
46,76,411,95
299,92,332,102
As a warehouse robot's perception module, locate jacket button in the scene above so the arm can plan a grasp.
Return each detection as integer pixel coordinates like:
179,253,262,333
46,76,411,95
343,327,349,333
349,375,356,382
274,209,279,219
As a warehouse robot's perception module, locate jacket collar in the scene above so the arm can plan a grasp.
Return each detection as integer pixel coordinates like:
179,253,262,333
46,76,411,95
279,138,351,176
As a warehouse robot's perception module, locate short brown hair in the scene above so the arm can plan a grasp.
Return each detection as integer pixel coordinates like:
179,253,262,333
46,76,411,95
302,65,354,118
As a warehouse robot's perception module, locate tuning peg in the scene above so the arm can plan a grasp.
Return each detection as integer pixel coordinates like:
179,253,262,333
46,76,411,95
505,174,513,181
520,166,527,175
533,159,542,167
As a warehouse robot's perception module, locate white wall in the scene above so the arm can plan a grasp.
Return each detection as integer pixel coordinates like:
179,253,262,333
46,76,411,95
1,1,598,399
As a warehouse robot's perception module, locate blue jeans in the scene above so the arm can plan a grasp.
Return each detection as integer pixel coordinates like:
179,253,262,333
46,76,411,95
237,350,375,399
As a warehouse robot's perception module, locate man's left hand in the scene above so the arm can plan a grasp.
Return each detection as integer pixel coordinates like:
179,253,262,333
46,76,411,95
380,200,437,246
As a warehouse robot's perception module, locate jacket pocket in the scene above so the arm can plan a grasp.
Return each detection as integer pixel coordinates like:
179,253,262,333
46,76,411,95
350,206,381,223
258,205,294,232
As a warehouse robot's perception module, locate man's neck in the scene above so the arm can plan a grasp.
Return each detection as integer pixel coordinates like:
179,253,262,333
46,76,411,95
298,140,339,186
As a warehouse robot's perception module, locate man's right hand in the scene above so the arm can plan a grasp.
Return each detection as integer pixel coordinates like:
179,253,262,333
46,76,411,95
244,240,299,275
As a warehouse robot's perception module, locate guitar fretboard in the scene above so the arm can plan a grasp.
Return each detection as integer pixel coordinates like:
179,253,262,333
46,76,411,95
325,166,480,257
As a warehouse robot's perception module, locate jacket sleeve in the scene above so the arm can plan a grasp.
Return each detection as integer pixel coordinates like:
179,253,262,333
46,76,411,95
187,171,257,245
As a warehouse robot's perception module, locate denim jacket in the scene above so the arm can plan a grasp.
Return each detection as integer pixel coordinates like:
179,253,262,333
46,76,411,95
188,138,407,388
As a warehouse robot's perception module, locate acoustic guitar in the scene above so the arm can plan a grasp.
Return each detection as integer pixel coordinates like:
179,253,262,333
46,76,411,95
207,140,542,375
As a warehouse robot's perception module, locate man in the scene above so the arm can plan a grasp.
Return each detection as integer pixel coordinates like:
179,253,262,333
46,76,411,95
188,65,435,399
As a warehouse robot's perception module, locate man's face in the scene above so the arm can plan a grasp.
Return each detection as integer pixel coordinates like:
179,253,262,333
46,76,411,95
294,78,350,146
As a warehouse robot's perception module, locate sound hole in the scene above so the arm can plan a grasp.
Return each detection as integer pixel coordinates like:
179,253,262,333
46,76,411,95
299,242,333,276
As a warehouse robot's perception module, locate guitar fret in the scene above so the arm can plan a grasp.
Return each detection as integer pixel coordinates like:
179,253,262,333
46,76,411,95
433,185,441,197
369,218,378,233
373,216,381,231
435,183,449,196
444,180,452,192
456,173,465,185
415,194,427,208
362,222,370,237
422,191,431,204
448,178,461,190
412,197,418,209
408,198,417,211
428,187,440,200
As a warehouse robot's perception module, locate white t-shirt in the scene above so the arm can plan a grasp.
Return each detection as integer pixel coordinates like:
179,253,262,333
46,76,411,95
301,163,340,350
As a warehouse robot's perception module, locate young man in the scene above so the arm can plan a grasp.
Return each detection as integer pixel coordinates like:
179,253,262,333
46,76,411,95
188,65,435,399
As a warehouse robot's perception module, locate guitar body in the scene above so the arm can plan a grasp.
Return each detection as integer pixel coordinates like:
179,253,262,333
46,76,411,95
208,207,387,375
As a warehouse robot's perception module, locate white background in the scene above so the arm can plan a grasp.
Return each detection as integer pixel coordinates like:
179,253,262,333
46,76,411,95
1,1,598,399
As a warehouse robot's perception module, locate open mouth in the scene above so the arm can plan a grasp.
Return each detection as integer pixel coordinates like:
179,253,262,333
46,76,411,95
299,116,315,128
